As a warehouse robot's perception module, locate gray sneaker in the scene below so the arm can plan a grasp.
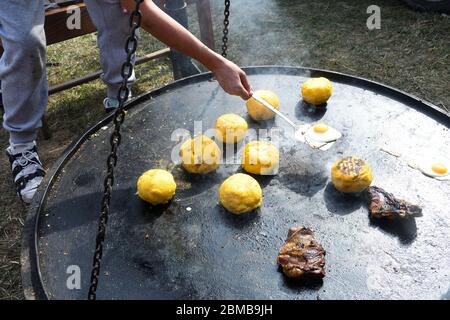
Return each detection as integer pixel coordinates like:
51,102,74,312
103,97,120,113
6,142,45,204
103,94,132,113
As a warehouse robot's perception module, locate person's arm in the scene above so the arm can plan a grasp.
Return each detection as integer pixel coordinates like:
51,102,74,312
121,0,252,100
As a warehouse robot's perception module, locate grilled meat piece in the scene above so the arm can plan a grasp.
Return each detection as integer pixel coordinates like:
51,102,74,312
277,227,326,279
367,186,422,219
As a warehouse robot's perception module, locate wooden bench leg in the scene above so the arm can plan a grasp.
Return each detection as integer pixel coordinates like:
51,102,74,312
39,115,52,140
196,0,215,50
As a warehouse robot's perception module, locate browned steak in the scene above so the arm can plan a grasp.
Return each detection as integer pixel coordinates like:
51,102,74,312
367,186,422,219
277,227,326,279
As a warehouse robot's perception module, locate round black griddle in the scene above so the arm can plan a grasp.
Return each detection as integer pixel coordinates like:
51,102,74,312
22,67,450,300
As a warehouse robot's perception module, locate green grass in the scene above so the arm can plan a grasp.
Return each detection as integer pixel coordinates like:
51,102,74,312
0,32,173,300
0,0,449,299
207,0,450,111
45,32,173,136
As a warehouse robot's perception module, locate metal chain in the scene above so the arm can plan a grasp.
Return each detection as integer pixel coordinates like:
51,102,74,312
221,0,230,57
87,0,143,300
87,0,230,300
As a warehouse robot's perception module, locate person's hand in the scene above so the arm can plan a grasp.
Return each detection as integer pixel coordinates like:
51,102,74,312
211,58,253,100
120,0,252,100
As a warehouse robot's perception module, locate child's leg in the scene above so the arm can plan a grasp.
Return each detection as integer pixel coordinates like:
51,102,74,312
0,0,47,144
84,0,136,100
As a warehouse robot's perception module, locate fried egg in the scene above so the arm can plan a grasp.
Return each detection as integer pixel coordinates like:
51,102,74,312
305,123,342,143
295,123,342,150
417,159,450,180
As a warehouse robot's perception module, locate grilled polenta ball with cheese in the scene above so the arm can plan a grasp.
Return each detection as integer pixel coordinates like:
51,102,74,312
219,173,263,214
246,90,280,121
331,156,373,193
179,135,221,174
242,141,280,175
137,169,176,205
301,77,333,105
215,113,248,143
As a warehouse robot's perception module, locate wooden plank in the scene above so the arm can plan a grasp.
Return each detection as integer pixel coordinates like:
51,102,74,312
44,3,96,45
0,3,95,54
48,48,170,95
2,1,216,53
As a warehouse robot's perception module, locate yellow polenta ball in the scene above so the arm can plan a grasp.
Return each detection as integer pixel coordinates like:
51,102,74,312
215,113,248,144
331,156,373,193
301,77,333,105
137,169,176,205
219,173,263,214
242,141,280,175
179,135,221,174
246,90,280,121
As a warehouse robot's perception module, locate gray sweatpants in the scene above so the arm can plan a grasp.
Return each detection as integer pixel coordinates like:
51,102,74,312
0,0,135,144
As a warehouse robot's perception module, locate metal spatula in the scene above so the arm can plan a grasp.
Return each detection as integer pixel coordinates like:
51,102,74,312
250,93,336,150
251,93,297,129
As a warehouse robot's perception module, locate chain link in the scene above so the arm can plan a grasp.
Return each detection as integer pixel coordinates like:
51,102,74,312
221,0,230,57
87,0,144,300
87,0,231,300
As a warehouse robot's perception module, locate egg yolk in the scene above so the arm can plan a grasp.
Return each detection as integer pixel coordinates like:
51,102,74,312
431,163,448,175
313,123,329,133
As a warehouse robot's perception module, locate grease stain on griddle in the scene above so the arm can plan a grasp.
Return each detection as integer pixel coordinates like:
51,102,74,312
323,183,363,216
295,101,327,122
73,170,96,187
369,217,418,245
